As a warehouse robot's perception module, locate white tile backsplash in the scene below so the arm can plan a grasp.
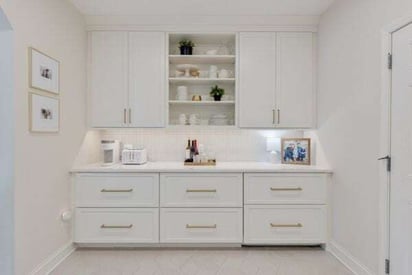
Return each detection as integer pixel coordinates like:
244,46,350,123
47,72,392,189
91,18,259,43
93,128,304,162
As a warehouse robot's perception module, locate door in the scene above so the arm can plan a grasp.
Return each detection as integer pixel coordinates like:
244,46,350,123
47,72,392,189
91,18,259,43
389,23,412,275
128,32,166,127
89,32,128,127
276,32,314,128
239,32,277,128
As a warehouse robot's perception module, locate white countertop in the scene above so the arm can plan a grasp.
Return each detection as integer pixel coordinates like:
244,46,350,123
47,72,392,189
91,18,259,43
71,162,332,173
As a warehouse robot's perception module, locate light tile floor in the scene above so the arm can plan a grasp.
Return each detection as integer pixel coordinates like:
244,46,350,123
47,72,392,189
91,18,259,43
51,247,353,275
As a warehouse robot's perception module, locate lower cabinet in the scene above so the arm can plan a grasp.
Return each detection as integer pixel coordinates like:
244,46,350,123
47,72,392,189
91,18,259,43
73,172,329,246
74,208,159,243
244,205,327,244
160,208,243,243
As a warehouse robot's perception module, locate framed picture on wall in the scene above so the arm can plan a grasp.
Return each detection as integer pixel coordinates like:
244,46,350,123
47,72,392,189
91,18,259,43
281,138,311,165
29,48,60,94
29,93,60,133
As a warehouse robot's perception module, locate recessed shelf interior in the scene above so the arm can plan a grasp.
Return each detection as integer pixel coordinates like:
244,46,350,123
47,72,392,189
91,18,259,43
168,33,237,127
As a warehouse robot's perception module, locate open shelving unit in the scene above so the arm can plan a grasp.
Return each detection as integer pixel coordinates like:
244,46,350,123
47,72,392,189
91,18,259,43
167,33,237,127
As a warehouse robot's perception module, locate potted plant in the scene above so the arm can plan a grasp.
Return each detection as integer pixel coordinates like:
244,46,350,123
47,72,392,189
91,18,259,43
179,39,195,55
210,85,225,101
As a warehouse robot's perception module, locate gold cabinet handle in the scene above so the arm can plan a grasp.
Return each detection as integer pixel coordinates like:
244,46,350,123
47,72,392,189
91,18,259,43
129,108,132,124
123,108,127,124
270,223,302,228
101,188,134,193
186,189,217,193
270,187,303,191
186,224,217,229
272,109,276,124
277,109,280,124
101,224,133,229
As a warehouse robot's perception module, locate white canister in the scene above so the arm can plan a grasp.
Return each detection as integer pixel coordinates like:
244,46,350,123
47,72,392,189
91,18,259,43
218,69,229,78
209,65,218,78
179,114,187,125
176,86,188,101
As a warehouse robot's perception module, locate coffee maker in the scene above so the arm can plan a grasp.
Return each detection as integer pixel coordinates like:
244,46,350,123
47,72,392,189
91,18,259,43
101,140,120,166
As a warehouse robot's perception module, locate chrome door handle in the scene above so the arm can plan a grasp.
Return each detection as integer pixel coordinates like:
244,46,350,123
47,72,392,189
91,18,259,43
123,108,127,124
270,223,302,228
101,188,134,193
101,224,133,229
129,108,132,124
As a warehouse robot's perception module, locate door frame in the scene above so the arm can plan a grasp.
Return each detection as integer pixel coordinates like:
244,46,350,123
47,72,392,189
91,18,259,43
379,16,412,275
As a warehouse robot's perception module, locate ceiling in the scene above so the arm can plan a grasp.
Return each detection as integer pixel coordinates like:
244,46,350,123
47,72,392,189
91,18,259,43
69,0,335,16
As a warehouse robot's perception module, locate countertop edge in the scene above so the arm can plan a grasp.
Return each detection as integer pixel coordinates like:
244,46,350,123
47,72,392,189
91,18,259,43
70,162,333,174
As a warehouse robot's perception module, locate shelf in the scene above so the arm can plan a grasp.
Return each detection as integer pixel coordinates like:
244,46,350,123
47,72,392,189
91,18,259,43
169,55,236,64
169,78,236,85
169,100,235,105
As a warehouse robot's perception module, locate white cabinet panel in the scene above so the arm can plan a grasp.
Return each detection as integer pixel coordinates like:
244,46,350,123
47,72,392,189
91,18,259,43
75,173,159,207
160,208,243,243
239,32,277,128
89,31,166,128
129,32,166,127
160,173,242,207
276,33,314,128
244,205,327,244
244,173,327,205
238,32,315,129
89,32,128,127
74,208,159,243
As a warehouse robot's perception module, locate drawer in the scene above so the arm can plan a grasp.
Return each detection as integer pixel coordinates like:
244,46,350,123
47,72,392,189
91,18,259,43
74,208,159,243
160,173,242,207
74,173,159,207
244,173,327,205
160,208,243,243
244,205,327,244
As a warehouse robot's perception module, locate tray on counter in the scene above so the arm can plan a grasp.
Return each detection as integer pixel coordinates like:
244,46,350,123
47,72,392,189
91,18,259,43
184,161,216,166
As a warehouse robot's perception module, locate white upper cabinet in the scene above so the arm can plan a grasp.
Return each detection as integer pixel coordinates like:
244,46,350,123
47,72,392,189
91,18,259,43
276,32,314,128
89,31,166,128
239,32,315,129
89,32,128,128
239,33,277,128
129,32,166,127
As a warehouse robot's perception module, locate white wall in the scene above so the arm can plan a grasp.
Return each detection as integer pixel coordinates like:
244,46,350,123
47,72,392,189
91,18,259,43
312,0,412,273
0,0,87,274
74,129,304,165
0,7,14,275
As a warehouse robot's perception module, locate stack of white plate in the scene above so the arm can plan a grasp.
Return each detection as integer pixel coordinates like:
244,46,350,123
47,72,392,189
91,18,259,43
209,114,229,126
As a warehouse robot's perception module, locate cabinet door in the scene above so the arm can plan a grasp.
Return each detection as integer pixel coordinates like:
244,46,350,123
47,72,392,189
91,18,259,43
276,33,314,128
239,32,277,128
128,32,166,127
89,32,128,127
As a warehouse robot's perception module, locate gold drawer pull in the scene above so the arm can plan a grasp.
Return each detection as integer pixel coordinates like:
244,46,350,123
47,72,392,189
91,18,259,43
101,224,133,229
101,188,133,193
270,187,303,191
270,223,303,228
186,189,217,193
186,224,217,229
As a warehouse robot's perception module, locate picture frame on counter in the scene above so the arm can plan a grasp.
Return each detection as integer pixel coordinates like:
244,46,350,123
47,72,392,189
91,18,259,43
29,47,60,94
29,93,60,133
281,138,311,165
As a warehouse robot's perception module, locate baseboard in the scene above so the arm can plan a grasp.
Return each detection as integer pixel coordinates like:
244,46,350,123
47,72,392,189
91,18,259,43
29,241,76,275
327,240,375,275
